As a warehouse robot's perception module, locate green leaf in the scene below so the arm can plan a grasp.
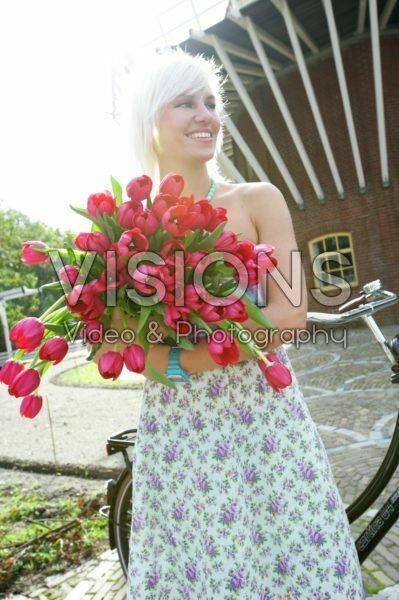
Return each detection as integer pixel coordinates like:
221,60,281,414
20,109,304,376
137,305,152,335
196,221,227,251
242,294,277,331
91,221,102,233
145,360,177,390
103,213,124,240
70,205,96,224
40,281,63,292
111,176,123,207
86,343,102,361
65,242,77,265
43,323,67,334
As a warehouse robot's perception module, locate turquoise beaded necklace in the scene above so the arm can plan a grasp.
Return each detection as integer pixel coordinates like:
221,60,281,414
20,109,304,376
206,177,216,201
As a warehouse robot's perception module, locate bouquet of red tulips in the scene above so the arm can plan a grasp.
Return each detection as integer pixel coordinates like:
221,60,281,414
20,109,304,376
0,172,292,419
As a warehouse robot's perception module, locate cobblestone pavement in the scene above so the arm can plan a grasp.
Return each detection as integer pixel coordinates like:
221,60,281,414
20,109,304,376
7,323,399,599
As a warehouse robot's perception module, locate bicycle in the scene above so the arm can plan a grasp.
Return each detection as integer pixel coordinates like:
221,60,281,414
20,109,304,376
99,279,399,578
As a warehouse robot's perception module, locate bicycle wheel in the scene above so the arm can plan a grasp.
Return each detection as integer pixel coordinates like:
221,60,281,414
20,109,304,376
110,467,132,577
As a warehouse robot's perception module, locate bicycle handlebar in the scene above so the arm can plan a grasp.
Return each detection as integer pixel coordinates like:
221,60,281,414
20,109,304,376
307,280,398,326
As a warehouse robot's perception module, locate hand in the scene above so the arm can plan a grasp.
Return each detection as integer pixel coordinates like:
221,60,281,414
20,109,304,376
142,343,170,380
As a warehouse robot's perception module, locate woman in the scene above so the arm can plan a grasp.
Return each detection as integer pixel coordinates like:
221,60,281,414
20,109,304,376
101,48,365,599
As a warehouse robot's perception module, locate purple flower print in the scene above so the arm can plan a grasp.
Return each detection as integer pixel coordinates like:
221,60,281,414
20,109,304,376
164,528,176,546
252,529,264,544
196,473,210,491
160,388,173,404
209,379,223,397
276,556,290,574
336,555,348,577
191,413,204,430
237,406,253,424
149,472,162,490
262,435,277,453
145,570,158,588
228,567,245,591
132,511,144,531
268,495,283,514
173,502,185,520
307,526,324,545
288,401,305,419
215,440,231,459
222,501,238,524
186,563,198,581
258,592,273,600
164,443,178,462
204,537,217,556
145,418,158,433
243,465,258,484
326,490,337,511
257,379,267,393
298,462,315,481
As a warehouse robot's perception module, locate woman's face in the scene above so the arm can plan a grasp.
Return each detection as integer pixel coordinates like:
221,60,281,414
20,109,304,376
155,86,221,165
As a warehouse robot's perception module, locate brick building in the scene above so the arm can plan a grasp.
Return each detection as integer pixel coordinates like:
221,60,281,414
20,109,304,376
173,0,399,323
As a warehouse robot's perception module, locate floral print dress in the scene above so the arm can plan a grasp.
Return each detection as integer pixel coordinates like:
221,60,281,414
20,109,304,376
127,286,365,600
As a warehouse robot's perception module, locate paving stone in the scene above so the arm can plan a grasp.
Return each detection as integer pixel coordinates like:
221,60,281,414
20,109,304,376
64,580,94,600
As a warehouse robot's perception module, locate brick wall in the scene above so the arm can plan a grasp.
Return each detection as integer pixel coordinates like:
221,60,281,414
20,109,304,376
233,33,399,325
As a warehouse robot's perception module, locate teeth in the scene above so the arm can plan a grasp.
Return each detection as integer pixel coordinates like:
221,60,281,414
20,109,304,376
188,132,211,138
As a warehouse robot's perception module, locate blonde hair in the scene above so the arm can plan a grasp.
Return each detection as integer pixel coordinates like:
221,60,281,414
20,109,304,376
122,46,230,191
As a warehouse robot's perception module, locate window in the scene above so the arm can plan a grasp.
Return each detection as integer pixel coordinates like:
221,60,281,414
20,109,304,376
308,232,358,291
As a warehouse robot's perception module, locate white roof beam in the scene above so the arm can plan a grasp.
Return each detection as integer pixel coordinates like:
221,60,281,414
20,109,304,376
357,0,368,34
227,11,296,61
218,150,246,182
270,0,319,54
193,31,305,208
224,115,271,182
369,0,390,186
380,0,397,29
278,0,345,198
243,15,325,203
322,0,367,192
189,29,281,70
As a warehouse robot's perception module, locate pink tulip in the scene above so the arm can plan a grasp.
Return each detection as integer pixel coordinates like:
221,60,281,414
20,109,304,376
74,232,110,253
159,173,184,196
10,317,45,352
21,240,50,264
117,228,149,258
126,175,152,202
8,368,41,398
39,336,68,365
257,352,292,393
214,230,238,252
0,359,24,385
20,394,43,419
207,335,240,367
59,265,80,285
123,344,145,373
116,199,143,228
80,321,104,344
87,191,116,218
98,351,123,380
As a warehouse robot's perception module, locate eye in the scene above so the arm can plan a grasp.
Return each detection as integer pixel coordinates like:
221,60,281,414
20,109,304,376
177,101,192,107
207,102,216,110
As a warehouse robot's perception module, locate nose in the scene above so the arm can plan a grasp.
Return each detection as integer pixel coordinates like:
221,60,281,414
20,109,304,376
193,103,213,122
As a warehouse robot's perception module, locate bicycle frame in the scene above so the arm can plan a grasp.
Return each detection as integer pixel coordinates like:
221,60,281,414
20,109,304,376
102,279,399,565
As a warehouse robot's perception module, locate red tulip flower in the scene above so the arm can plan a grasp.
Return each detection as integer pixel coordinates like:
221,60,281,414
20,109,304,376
214,230,238,252
0,359,24,385
80,320,104,344
116,199,143,228
159,173,184,196
39,336,68,365
66,284,105,321
20,394,43,419
74,232,110,253
8,368,40,398
133,209,159,236
257,352,292,393
162,205,196,237
207,335,240,367
224,299,248,322
126,175,152,202
10,317,45,352
21,240,50,264
117,228,149,258
205,206,227,232
59,265,80,285
98,351,124,380
123,344,145,373
87,191,116,218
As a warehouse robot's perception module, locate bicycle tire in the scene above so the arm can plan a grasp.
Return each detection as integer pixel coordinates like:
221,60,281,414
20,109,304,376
110,466,132,578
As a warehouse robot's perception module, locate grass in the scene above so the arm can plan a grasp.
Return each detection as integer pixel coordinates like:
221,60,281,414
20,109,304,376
52,361,144,389
0,481,109,593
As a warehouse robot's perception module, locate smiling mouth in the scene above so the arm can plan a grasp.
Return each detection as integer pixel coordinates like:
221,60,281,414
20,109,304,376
185,134,213,141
